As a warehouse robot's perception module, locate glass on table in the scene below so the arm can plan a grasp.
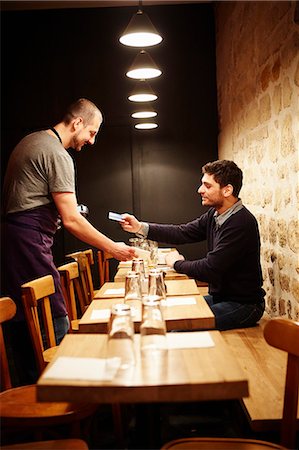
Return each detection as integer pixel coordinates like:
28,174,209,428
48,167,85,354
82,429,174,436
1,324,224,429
148,268,167,301
106,303,135,370
124,270,143,305
129,237,145,248
140,295,167,356
131,258,148,295
147,240,159,268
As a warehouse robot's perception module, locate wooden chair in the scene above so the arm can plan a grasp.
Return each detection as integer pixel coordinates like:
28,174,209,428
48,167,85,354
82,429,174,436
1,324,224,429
161,318,299,450
67,249,96,308
2,438,88,449
98,249,114,287
0,297,97,444
21,274,59,373
58,261,82,333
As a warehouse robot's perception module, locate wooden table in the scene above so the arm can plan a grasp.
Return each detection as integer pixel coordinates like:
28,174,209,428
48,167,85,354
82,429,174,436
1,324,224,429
37,331,249,404
78,295,215,333
114,267,188,282
94,279,200,299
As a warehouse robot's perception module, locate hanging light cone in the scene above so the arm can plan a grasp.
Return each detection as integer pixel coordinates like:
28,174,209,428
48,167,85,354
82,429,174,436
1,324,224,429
131,102,157,119
119,9,163,47
135,122,158,130
128,79,158,102
126,50,162,80
131,110,157,119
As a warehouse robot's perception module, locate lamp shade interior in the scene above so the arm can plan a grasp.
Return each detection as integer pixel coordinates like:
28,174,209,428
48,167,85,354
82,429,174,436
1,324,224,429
119,9,162,47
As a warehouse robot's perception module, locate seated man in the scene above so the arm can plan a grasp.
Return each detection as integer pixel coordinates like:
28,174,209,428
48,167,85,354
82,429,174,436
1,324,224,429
120,159,265,331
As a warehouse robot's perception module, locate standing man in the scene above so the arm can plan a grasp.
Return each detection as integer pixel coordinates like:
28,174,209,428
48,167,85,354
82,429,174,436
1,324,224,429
2,98,135,383
121,159,265,331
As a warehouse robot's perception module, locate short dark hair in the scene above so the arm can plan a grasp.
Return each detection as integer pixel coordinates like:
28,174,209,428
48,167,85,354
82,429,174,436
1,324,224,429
62,98,102,126
202,160,243,197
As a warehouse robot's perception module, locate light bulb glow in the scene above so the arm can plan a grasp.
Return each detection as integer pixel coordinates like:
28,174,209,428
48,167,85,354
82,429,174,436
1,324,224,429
135,123,158,130
128,93,157,102
131,111,157,119
120,32,162,47
126,68,162,80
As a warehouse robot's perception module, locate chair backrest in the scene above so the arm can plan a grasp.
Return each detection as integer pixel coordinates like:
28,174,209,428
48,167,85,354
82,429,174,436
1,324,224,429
98,250,114,287
0,297,17,390
67,249,95,307
264,318,299,449
21,274,56,375
58,261,81,324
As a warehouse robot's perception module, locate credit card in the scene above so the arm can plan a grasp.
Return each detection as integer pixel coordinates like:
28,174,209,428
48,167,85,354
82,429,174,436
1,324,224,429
108,212,124,222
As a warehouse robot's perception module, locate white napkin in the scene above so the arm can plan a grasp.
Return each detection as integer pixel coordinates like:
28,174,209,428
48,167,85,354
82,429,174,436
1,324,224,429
167,332,214,349
42,356,120,381
162,297,197,307
91,309,111,320
104,288,125,295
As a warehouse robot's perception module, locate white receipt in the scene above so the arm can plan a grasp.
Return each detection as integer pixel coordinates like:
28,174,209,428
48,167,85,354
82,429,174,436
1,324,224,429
167,332,214,349
90,309,111,320
42,356,120,381
133,247,151,261
162,297,197,307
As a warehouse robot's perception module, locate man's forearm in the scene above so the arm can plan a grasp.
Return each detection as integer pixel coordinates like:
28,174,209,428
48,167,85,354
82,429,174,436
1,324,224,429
63,214,116,252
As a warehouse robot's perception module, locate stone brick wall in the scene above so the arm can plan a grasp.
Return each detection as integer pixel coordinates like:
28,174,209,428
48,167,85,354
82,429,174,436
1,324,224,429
215,1,299,319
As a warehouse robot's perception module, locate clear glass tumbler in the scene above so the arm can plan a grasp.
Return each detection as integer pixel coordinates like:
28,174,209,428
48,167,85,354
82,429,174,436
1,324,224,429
106,304,135,369
140,296,167,356
148,268,167,300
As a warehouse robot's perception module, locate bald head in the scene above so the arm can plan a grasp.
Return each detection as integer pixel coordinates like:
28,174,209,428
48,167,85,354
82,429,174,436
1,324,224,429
62,98,103,127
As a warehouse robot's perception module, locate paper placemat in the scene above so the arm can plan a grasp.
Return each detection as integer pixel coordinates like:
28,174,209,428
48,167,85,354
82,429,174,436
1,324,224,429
104,288,125,295
91,309,111,320
167,332,214,349
42,356,121,381
162,296,197,307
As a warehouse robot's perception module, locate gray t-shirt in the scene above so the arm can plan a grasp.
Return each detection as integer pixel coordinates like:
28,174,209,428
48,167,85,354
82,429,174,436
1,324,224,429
3,130,75,214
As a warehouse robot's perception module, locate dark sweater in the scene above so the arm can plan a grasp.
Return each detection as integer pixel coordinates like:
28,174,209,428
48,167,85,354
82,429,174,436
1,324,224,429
148,207,265,303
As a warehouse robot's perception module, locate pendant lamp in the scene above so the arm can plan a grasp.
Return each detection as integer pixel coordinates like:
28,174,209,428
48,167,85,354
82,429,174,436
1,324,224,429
131,110,157,119
135,122,158,130
126,50,162,80
128,79,158,102
119,8,163,48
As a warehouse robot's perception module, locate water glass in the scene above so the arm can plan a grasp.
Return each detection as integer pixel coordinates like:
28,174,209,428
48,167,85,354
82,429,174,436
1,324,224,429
124,270,143,306
148,240,159,267
106,304,135,369
148,269,167,300
131,258,148,295
140,296,167,355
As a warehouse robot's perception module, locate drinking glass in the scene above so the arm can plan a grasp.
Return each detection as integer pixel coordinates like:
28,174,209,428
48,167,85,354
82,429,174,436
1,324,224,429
148,269,167,300
148,240,159,268
129,237,144,248
140,296,167,356
124,270,143,305
106,304,135,369
131,258,148,295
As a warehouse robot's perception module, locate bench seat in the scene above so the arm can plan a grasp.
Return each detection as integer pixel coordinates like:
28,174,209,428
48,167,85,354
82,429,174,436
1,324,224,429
221,315,299,432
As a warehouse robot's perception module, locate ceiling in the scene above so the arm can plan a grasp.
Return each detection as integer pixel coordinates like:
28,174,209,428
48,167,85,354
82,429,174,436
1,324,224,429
1,0,211,11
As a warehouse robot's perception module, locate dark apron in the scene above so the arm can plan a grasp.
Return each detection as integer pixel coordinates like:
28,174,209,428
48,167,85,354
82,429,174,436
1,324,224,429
2,203,67,321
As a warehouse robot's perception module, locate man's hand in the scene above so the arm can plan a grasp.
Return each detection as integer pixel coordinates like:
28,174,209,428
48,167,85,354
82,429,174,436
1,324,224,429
165,250,185,269
110,242,137,261
120,213,142,234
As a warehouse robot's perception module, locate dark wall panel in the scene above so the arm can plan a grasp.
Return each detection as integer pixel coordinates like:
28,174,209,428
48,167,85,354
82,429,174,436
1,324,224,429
1,4,218,268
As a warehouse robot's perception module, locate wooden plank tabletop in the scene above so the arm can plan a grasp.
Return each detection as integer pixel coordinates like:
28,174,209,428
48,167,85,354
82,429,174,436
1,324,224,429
222,319,299,431
94,279,199,299
37,331,249,404
78,295,215,333
114,267,188,282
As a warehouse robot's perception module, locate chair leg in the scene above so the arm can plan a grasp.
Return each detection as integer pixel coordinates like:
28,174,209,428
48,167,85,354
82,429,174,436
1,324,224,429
112,403,125,448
